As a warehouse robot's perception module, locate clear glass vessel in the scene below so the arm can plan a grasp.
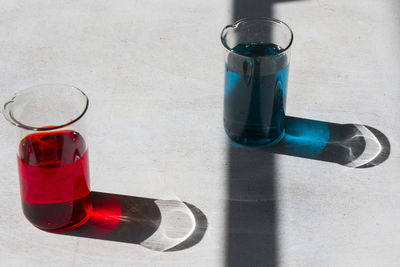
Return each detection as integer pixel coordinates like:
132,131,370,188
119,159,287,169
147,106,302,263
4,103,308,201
221,18,293,146
3,84,92,231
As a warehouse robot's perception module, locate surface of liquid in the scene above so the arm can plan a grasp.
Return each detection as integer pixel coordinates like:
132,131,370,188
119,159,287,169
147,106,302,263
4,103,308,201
17,130,92,231
224,43,289,146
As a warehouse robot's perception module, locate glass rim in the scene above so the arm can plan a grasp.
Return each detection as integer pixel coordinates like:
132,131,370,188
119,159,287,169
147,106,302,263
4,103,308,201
2,83,89,131
220,17,294,57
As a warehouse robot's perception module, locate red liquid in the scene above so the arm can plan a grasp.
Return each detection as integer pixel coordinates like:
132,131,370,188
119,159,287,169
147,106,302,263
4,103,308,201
17,130,92,231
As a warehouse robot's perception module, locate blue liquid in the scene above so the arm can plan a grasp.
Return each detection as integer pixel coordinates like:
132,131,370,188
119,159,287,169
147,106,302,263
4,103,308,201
224,43,289,146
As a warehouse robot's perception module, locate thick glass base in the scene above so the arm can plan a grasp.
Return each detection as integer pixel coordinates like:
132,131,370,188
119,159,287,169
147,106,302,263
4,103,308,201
224,123,285,148
22,194,93,232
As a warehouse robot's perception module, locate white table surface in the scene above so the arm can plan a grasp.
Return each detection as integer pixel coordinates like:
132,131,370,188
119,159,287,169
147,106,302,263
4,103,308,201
0,0,399,266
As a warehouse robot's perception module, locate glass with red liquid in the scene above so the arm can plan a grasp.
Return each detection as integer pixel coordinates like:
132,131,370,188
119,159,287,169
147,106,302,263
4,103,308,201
3,84,92,231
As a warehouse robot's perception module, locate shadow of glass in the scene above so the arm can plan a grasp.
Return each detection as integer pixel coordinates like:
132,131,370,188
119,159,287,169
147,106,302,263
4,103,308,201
224,117,390,267
60,191,207,252
266,116,390,168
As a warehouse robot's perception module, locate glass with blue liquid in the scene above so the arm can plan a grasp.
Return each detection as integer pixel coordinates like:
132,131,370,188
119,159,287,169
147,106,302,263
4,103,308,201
221,18,293,146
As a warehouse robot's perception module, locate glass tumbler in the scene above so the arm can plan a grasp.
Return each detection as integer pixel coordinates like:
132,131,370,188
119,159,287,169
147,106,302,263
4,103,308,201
3,84,92,231
221,18,293,146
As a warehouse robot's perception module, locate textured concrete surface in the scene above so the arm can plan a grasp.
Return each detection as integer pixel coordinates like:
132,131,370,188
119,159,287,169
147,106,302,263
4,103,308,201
0,0,399,266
